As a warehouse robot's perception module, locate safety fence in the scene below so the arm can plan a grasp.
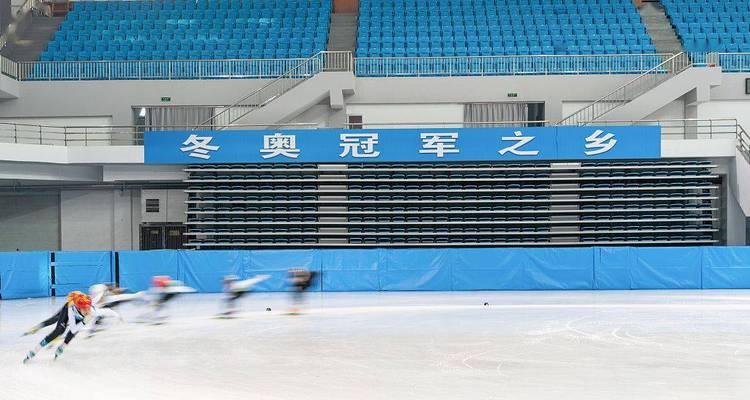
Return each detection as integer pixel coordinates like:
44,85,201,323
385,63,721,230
2,246,750,299
0,118,739,146
17,57,316,81
559,53,692,126
0,122,319,146
354,53,672,77
5,52,750,81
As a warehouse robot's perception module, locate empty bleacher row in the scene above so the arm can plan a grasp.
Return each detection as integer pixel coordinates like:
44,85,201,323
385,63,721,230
662,0,750,53
357,0,656,63
183,160,720,248
40,0,330,63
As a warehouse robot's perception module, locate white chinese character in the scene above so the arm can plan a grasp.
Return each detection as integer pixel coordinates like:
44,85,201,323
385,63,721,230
584,129,617,156
180,134,220,160
498,131,539,156
260,133,300,159
418,132,459,158
339,133,381,158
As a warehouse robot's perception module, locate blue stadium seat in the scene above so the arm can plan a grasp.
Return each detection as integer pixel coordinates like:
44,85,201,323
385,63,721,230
38,0,332,79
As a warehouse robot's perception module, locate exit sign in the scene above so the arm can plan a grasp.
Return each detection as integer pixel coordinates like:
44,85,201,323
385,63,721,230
507,92,518,98
160,96,171,102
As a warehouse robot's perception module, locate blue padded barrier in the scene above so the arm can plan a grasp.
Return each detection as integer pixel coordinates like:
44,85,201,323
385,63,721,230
381,248,453,291
593,247,703,289
452,248,594,290
0,252,50,299
248,249,321,292
10,247,750,299
524,248,595,290
701,247,750,289
594,247,634,289
54,251,113,296
631,247,702,289
451,248,529,290
118,250,180,292
319,249,381,291
180,250,245,293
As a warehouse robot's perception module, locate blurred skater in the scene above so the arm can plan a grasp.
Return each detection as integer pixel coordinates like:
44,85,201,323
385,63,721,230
287,268,317,314
218,274,270,318
87,284,140,336
23,292,95,363
22,291,84,337
138,276,195,323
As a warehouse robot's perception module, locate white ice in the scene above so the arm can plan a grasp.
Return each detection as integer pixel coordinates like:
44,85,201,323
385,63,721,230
2,290,750,400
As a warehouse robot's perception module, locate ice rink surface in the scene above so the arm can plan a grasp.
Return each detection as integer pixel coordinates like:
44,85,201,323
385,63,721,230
3,290,750,400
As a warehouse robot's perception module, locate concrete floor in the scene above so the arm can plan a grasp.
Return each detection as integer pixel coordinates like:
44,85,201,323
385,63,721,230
3,290,750,400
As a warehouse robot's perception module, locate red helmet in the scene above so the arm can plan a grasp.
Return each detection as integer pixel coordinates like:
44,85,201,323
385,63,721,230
75,294,92,310
152,276,170,288
67,291,84,305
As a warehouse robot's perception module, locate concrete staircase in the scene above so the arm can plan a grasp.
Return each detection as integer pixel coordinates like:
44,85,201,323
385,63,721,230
638,1,684,55
1,15,62,61
327,13,357,52
228,71,355,128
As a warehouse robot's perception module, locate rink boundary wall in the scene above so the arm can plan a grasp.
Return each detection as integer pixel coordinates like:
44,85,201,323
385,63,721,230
1,247,749,299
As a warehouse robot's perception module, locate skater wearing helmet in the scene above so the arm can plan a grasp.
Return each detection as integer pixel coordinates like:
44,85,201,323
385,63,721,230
22,291,86,337
139,276,196,323
287,268,317,314
218,274,270,318
86,283,139,337
23,292,95,363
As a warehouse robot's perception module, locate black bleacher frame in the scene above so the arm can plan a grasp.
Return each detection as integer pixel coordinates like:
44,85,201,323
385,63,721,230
183,160,721,249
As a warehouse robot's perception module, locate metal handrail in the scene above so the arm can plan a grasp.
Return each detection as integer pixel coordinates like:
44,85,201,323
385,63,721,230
737,124,750,163
0,122,320,146
13,51,750,82
197,53,323,128
575,118,740,140
198,51,353,128
559,52,692,126
0,55,18,78
0,118,741,147
355,53,673,77
10,52,671,81
17,57,313,80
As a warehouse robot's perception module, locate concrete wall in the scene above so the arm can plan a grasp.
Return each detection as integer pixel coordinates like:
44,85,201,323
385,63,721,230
346,103,465,127
60,189,141,251
140,189,186,224
0,188,183,251
1,0,11,35
0,72,746,127
0,79,273,125
0,192,60,251
0,74,641,126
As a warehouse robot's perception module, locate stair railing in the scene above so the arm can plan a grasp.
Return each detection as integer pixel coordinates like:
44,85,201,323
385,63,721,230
738,124,750,164
197,51,352,129
559,52,691,126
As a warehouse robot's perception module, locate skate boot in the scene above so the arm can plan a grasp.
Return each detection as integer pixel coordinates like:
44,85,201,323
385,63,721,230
22,351,36,364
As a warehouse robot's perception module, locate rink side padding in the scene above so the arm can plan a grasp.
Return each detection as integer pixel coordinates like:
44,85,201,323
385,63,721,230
2,246,750,299
53,251,113,296
0,252,50,299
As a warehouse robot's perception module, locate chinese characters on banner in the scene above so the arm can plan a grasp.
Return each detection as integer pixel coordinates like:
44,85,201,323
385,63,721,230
145,126,659,164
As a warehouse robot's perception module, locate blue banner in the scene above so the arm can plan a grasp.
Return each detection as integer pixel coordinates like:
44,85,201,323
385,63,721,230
144,126,661,164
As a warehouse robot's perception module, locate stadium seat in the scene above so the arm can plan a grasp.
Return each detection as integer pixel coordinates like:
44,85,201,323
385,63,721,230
38,0,332,79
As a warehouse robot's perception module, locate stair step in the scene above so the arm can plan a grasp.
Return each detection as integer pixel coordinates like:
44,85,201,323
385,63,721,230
638,1,684,54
